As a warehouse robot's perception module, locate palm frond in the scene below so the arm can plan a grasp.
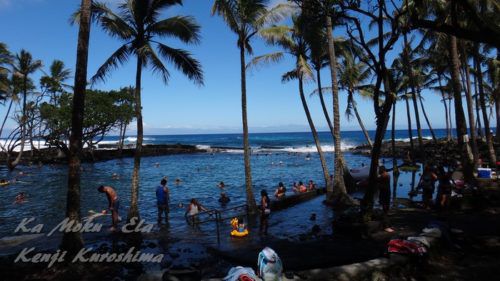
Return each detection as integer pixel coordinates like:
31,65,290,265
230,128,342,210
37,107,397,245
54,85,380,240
211,0,239,34
140,43,170,84
254,2,296,28
147,16,201,44
259,25,294,50
91,44,131,85
282,70,298,83
156,42,203,86
297,55,314,81
247,52,284,70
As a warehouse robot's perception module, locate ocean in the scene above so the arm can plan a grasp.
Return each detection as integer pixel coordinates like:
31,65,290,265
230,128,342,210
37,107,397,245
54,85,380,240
0,129,444,239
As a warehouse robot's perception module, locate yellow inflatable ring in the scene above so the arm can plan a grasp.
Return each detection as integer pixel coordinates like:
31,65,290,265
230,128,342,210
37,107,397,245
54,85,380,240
230,229,249,237
0,182,10,186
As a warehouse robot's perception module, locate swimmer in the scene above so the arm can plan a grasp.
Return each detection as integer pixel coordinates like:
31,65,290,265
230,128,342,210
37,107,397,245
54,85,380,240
0,179,9,186
219,192,230,204
154,162,160,168
175,178,182,185
14,192,26,204
112,173,120,180
217,181,225,189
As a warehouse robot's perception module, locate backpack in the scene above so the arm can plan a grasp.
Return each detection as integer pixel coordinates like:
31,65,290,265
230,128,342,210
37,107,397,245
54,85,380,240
257,247,283,281
387,239,427,256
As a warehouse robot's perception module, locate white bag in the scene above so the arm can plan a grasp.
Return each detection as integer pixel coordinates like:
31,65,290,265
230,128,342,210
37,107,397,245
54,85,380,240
257,247,283,281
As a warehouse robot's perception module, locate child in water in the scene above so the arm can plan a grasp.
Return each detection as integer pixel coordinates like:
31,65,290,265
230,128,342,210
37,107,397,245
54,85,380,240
238,219,246,233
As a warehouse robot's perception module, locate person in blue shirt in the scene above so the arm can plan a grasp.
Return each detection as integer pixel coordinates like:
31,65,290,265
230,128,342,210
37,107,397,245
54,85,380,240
156,178,170,224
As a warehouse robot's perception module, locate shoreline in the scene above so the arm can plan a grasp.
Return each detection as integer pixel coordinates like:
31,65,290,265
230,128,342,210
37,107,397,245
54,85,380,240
0,144,207,165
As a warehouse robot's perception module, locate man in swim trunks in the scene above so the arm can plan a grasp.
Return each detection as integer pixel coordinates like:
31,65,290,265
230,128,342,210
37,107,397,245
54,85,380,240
98,185,120,231
156,178,170,224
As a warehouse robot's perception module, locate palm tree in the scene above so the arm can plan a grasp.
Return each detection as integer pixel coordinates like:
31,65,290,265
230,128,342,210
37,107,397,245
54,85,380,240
474,43,496,166
9,50,42,170
459,41,479,166
40,60,72,104
0,43,11,98
93,0,203,220
251,15,332,187
61,0,91,255
212,0,289,213
449,34,474,182
338,52,373,148
402,33,424,155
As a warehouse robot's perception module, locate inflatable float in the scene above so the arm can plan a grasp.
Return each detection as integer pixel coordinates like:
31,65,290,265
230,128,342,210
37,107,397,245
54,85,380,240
230,218,249,237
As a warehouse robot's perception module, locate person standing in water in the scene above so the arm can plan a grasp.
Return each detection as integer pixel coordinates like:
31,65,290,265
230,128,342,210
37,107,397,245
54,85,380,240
260,190,271,235
378,166,393,232
98,185,120,231
156,178,170,224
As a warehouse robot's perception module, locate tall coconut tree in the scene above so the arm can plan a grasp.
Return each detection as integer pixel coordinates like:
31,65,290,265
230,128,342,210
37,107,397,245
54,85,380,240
250,15,333,193
459,41,479,166
9,50,42,170
0,43,11,97
93,0,203,220
474,43,497,166
338,52,373,148
212,0,290,212
40,60,72,104
61,0,91,254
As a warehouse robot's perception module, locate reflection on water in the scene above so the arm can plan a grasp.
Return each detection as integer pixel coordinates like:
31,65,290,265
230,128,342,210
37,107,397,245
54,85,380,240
0,152,422,242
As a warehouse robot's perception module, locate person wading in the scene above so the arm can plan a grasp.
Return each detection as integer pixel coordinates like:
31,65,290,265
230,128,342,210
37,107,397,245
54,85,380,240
156,178,170,224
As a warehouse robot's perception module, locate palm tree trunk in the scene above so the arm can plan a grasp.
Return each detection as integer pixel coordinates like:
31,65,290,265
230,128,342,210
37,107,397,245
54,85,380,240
392,100,398,175
61,0,90,254
316,68,334,137
449,97,454,135
474,43,496,166
129,56,143,221
240,43,257,213
405,92,415,160
460,43,479,166
496,96,500,143
326,15,347,198
351,90,373,148
473,77,483,139
299,76,330,189
118,122,127,157
449,35,474,182
403,33,424,155
438,76,451,141
9,80,28,169
0,99,14,144
417,89,437,143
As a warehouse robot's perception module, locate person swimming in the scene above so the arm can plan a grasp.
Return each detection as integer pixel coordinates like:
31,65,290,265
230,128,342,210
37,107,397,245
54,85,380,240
274,182,286,199
218,181,225,189
298,181,307,193
175,178,182,185
307,180,316,191
14,192,26,204
219,192,230,204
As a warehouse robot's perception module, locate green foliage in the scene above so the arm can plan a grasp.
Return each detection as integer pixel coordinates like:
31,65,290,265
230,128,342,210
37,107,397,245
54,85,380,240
40,88,135,150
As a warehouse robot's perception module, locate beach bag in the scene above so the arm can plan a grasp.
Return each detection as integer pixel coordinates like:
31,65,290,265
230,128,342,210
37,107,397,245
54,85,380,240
387,239,427,256
223,266,258,281
257,247,283,281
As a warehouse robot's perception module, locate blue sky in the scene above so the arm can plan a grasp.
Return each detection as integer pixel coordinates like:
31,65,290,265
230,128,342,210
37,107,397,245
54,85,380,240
0,0,481,135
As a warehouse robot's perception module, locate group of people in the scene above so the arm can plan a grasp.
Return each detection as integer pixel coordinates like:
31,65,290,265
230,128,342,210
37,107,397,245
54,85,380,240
273,180,316,199
416,164,456,211
96,177,210,231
